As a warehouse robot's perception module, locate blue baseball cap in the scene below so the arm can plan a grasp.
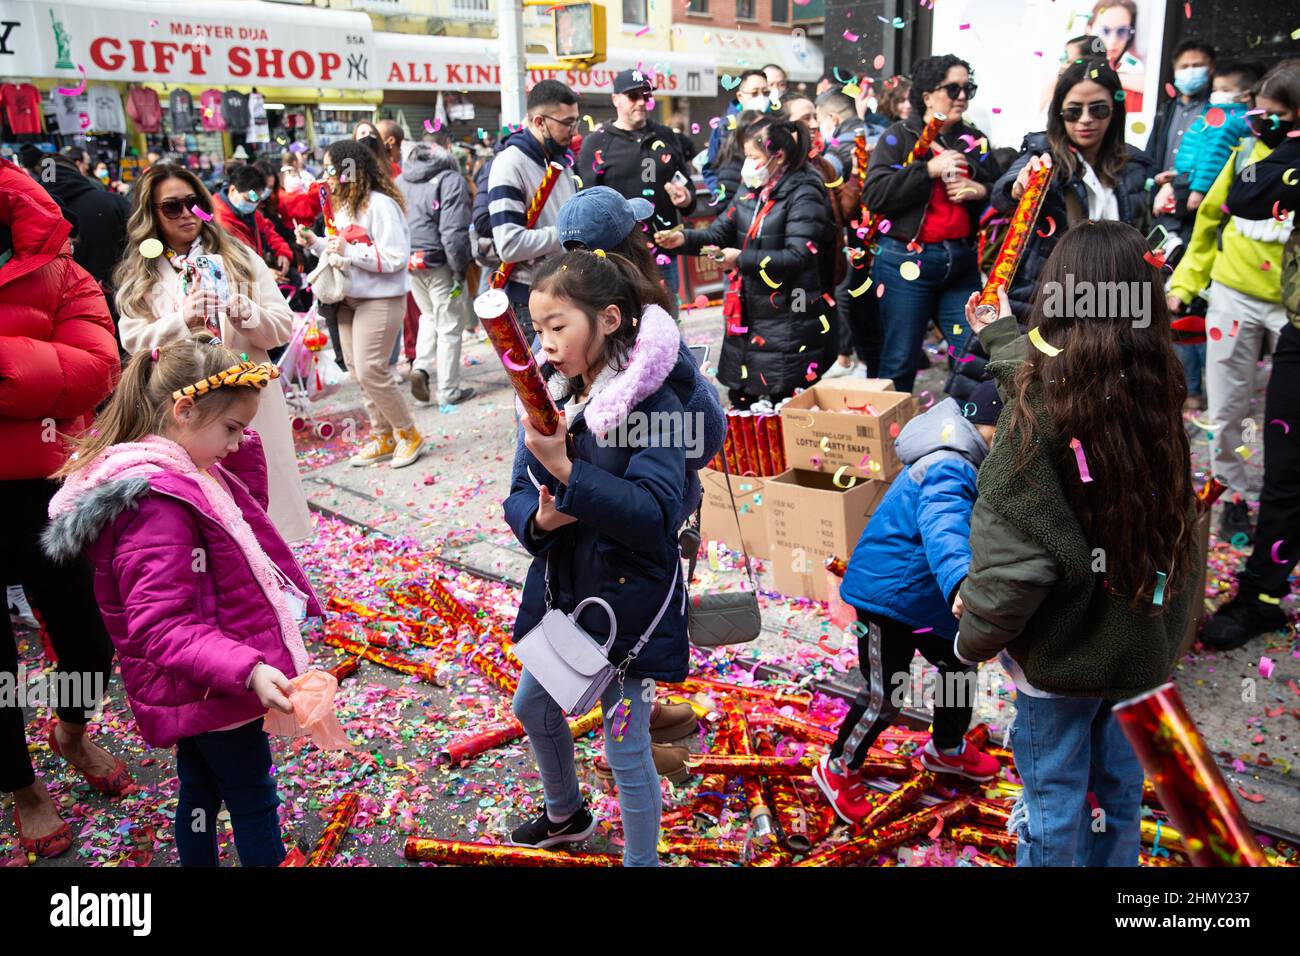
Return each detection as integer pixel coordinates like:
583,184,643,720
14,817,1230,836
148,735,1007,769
558,186,655,252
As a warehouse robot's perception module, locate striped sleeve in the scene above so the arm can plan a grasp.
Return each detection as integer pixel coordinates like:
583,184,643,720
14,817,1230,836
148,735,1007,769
488,152,562,264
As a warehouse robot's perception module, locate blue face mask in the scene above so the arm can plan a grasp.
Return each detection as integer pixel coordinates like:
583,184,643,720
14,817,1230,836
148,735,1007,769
1173,66,1210,96
231,190,259,215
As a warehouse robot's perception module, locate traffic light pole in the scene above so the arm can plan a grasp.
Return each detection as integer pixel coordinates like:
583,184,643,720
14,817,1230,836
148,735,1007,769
498,0,528,128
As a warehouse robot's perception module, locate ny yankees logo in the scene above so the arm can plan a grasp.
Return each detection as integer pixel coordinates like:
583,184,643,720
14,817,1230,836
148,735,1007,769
347,53,368,81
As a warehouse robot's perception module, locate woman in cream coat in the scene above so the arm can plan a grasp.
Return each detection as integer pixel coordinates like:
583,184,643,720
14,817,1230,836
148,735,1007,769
113,163,312,543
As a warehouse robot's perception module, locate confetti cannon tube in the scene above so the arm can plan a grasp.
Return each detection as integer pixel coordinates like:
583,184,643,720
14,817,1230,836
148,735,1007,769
794,796,972,868
438,706,601,764
719,700,775,842
474,289,563,437
325,656,360,684
763,412,786,473
974,161,1052,323
754,727,812,851
685,753,816,777
948,824,1018,853
1113,682,1266,867
404,838,621,867
854,132,870,227
736,411,762,477
322,630,442,685
490,161,564,289
857,771,934,831
725,411,755,475
862,113,945,243
691,733,733,825
964,798,1013,830
1196,476,1228,515
661,837,746,864
722,422,741,473
745,710,838,746
679,676,812,709
749,799,839,866
752,412,775,476
306,792,359,867
318,183,337,236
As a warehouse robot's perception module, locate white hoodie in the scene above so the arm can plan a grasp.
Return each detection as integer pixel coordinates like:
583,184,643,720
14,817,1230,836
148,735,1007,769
310,191,411,300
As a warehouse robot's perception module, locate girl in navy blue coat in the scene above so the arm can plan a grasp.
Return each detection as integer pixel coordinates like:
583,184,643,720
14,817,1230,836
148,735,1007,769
503,250,690,866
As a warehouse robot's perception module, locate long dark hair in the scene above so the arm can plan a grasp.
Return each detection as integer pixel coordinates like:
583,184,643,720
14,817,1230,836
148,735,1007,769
324,139,406,217
531,250,668,394
1005,221,1192,607
744,116,811,173
1046,57,1129,188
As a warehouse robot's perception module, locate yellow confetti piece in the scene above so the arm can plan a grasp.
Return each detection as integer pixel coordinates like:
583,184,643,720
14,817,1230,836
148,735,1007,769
849,276,873,297
1259,592,1281,604
819,315,831,334
1283,168,1299,186
760,268,782,289
1235,444,1252,459
819,436,831,452
573,175,584,189
842,83,861,98
824,175,845,189
1028,327,1062,356
899,261,921,281
583,115,596,131
593,248,606,258
940,420,955,443
832,466,858,488
1130,120,1148,135
139,238,164,259
952,324,963,336
651,139,666,150
760,255,772,268
740,364,748,379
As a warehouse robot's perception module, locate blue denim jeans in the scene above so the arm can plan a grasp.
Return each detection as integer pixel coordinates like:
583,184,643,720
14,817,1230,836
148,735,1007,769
174,718,285,867
871,236,979,393
1174,341,1206,397
1009,693,1144,867
659,256,681,314
513,669,661,867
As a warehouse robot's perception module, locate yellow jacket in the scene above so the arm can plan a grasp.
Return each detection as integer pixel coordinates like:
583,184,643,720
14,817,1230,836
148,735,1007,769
1169,137,1293,305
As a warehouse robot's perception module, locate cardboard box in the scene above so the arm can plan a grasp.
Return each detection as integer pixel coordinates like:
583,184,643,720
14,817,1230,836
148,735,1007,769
781,383,914,482
1177,510,1213,658
764,468,890,601
700,469,770,560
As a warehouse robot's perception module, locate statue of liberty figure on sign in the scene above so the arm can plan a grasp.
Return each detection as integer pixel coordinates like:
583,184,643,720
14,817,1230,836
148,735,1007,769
50,9,75,71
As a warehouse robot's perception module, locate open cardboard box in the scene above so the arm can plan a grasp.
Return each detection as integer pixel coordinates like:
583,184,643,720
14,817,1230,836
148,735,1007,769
764,468,890,601
781,382,914,482
700,469,770,561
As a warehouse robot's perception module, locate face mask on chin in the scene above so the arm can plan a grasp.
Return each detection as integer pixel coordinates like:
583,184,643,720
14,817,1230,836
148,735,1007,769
542,134,568,159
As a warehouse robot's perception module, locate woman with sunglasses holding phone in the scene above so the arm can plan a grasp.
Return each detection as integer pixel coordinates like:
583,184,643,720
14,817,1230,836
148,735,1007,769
988,58,1152,325
113,163,312,543
862,54,997,394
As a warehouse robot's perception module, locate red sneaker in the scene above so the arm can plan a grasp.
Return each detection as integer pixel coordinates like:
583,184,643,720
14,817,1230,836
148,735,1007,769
812,753,873,824
919,739,1000,782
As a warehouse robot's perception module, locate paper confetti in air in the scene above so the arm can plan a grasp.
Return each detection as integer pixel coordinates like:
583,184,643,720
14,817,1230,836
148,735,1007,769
1028,327,1061,356
1069,438,1093,483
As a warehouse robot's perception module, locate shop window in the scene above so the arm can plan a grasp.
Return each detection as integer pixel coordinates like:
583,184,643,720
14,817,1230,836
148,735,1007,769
623,0,648,26
770,0,789,23
736,0,756,19
686,0,709,14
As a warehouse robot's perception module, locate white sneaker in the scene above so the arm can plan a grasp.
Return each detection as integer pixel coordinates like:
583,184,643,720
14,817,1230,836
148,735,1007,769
7,584,39,629
822,358,859,379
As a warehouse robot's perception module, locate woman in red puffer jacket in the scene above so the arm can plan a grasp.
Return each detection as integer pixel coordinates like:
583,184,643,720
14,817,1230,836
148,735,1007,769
0,158,126,859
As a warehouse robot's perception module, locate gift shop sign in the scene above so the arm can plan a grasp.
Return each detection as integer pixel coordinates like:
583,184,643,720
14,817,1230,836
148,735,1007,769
0,1,375,90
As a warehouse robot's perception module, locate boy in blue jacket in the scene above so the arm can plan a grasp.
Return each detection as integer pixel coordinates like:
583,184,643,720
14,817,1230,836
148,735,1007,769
813,381,1003,824
1167,62,1262,222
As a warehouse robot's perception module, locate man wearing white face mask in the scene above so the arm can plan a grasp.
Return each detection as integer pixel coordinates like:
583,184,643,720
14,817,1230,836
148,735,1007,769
1145,41,1216,194
703,70,770,195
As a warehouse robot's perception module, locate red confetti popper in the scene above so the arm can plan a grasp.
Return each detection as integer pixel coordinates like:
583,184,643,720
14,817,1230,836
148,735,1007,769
490,161,564,290
752,412,775,476
318,183,337,237
1113,682,1266,867
736,411,762,476
405,838,621,867
974,160,1052,323
763,412,786,472
862,113,945,244
794,796,972,867
474,288,562,437
306,792,359,866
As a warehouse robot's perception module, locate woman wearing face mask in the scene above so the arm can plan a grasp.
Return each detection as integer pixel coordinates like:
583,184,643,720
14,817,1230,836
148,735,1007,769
1168,62,1299,547
212,163,293,282
353,122,395,179
862,54,997,394
702,70,771,196
113,163,312,543
1086,0,1143,112
658,117,838,408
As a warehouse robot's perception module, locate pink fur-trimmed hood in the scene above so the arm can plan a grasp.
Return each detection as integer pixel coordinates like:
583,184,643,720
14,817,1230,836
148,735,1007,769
520,304,682,437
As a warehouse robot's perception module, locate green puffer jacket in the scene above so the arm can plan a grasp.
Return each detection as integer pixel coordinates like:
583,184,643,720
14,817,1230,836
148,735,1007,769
955,315,1197,699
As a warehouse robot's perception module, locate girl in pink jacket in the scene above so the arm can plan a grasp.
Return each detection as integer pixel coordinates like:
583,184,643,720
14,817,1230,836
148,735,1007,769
42,333,322,867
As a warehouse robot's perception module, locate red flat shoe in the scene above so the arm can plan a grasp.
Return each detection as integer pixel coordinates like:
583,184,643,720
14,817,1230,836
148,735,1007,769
12,802,72,858
47,721,133,797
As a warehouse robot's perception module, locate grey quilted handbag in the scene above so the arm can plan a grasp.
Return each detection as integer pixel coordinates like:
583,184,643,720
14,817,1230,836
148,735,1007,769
681,454,762,647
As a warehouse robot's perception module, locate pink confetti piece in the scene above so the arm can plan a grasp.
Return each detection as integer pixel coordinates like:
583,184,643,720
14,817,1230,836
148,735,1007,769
57,65,87,97
191,205,212,221
1271,539,1287,564
843,30,859,42
635,26,650,36
958,22,971,30
78,113,90,129
500,349,533,372
805,241,818,254
1270,418,1291,434
1069,437,1093,483
1259,656,1275,679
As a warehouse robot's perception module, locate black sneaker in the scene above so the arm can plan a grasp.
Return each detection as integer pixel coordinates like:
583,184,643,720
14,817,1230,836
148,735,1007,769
509,801,597,849
410,368,431,403
440,386,476,406
1201,595,1289,651
1219,500,1253,545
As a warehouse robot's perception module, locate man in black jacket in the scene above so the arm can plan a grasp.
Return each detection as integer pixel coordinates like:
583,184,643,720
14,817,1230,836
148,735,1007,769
577,69,697,305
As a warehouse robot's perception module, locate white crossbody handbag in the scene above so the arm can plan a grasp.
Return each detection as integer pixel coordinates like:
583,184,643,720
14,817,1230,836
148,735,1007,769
513,558,682,716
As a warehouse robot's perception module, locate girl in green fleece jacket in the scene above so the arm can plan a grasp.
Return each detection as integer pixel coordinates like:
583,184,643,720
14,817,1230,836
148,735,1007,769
956,221,1198,867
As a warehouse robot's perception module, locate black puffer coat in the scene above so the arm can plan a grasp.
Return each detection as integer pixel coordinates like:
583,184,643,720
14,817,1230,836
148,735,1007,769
681,165,837,398
991,132,1154,322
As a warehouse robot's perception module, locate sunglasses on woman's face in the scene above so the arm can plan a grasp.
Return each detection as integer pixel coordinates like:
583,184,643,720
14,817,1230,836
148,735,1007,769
1061,102,1114,122
1099,25,1133,41
154,195,204,220
935,82,977,101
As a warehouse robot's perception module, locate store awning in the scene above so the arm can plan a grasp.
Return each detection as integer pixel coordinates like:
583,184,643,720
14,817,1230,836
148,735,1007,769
377,32,719,99
668,24,823,83
3,0,377,90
